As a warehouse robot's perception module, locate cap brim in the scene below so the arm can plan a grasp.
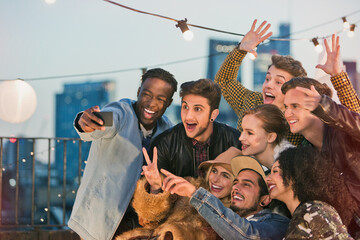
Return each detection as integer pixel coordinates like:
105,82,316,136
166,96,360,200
231,155,266,184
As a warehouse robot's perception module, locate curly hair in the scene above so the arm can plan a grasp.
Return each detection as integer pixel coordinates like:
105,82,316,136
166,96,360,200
141,68,178,95
244,104,289,146
269,55,307,78
277,147,357,226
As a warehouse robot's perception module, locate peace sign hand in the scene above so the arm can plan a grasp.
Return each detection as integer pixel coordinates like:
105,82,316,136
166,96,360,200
142,147,162,192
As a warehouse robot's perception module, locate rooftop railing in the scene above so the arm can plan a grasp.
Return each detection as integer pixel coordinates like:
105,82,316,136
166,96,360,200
0,136,85,230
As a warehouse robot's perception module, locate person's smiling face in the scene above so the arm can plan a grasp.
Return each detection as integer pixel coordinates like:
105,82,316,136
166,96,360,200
239,114,273,158
262,65,294,111
136,77,173,130
208,165,233,199
266,161,292,202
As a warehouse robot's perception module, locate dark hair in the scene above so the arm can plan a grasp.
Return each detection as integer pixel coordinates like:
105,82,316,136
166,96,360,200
281,77,333,97
257,172,269,198
277,147,357,226
244,104,288,146
141,68,178,96
268,55,307,78
180,79,221,112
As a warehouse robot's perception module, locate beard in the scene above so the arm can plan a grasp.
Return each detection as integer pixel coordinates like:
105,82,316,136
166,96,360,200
230,198,261,218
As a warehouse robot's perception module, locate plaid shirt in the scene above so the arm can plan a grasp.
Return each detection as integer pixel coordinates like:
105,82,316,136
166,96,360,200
215,47,360,146
330,71,360,113
192,138,210,177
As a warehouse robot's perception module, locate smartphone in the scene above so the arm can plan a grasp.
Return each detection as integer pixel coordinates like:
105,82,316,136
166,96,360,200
93,111,113,127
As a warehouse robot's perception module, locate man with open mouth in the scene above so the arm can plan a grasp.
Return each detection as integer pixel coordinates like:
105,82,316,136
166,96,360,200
151,78,241,178
161,155,290,240
68,68,178,240
215,20,359,146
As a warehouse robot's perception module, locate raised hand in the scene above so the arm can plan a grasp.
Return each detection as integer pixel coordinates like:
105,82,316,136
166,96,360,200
78,106,106,132
142,147,162,192
296,86,321,112
160,169,196,198
239,19,273,57
316,34,342,76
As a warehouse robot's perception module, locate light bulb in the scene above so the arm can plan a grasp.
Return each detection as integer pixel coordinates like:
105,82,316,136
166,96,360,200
348,24,356,38
342,17,350,29
315,44,323,53
312,38,323,53
176,19,194,41
182,30,194,41
45,0,56,4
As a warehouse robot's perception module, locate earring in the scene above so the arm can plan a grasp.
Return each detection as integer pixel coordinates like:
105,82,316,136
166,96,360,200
260,202,265,207
210,118,213,122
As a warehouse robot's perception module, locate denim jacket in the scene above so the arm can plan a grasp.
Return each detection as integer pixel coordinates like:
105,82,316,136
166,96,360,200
68,99,172,240
190,187,289,240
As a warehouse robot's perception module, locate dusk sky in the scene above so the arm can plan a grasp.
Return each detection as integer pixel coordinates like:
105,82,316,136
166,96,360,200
1,0,360,138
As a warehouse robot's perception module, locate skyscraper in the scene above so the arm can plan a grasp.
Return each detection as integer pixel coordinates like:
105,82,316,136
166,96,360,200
207,39,239,128
55,81,115,182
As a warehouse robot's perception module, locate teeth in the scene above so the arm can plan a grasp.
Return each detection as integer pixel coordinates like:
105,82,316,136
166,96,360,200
233,195,244,201
269,185,275,191
289,120,298,124
145,108,155,114
265,93,274,97
212,184,222,190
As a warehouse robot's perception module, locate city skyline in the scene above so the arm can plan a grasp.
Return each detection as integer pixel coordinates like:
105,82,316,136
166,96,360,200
1,0,360,138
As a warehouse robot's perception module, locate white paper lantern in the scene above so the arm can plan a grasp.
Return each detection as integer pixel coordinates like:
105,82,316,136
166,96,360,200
0,79,37,123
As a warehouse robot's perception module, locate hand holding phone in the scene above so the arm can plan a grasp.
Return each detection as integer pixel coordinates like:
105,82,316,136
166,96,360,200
93,111,113,127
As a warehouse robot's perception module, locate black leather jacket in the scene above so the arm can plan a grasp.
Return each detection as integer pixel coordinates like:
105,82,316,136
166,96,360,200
151,121,241,177
311,95,360,205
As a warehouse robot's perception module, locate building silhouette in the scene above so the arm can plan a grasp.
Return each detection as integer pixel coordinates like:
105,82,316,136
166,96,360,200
55,81,115,182
1,139,34,224
207,39,239,128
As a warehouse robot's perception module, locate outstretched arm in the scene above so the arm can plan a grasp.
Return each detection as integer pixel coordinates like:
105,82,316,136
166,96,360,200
76,105,106,133
214,20,271,124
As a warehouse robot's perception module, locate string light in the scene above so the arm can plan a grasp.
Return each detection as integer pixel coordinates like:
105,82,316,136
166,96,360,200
348,24,356,38
1,1,359,82
176,19,194,41
342,17,350,29
312,38,323,53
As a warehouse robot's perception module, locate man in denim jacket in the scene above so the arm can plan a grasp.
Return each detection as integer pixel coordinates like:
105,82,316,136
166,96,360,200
161,155,289,239
68,68,177,240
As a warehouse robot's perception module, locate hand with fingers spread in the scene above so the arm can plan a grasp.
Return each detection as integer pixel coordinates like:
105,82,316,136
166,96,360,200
239,19,273,58
316,34,342,76
142,147,162,193
78,106,106,133
160,169,196,198
296,86,321,112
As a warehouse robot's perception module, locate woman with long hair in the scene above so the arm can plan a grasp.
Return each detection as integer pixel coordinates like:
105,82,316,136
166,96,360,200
266,147,356,239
